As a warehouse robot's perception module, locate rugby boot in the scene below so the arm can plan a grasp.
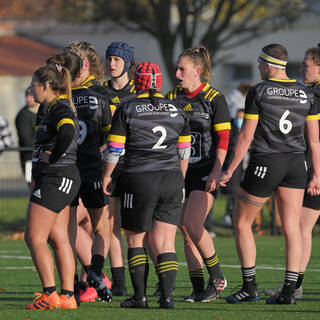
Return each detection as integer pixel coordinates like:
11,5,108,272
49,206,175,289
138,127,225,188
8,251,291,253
266,292,296,305
60,294,77,309
183,290,203,302
87,270,112,302
201,277,218,302
159,296,174,309
226,287,260,304
25,291,61,310
263,284,302,300
120,296,148,309
80,284,97,302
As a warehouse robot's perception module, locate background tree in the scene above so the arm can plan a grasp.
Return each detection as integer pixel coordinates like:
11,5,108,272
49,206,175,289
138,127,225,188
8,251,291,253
50,0,307,85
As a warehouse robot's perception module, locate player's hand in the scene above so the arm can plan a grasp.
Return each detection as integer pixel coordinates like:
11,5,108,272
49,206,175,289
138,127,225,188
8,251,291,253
38,150,51,164
102,175,112,195
219,170,233,187
205,171,218,193
307,174,320,196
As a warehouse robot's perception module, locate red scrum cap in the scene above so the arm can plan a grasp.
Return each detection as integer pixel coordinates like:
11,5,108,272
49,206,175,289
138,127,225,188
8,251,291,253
134,61,162,92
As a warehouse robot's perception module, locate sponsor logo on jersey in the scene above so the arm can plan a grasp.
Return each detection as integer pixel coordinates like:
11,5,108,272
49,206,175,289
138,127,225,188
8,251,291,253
266,87,308,103
135,103,178,117
192,112,210,120
184,104,193,111
112,96,121,104
32,189,41,198
73,95,98,109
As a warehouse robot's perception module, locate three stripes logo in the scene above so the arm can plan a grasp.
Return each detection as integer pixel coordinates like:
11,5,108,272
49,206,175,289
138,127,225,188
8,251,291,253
93,181,102,190
112,96,121,104
123,193,133,208
254,166,267,179
183,104,193,111
58,177,73,194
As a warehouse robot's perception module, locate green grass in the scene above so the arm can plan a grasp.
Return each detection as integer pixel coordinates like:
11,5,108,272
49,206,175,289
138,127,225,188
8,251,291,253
1,236,320,319
1,196,320,319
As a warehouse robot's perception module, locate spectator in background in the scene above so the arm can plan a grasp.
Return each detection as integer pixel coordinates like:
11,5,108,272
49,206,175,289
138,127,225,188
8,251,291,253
226,82,251,120
15,86,39,187
0,115,13,153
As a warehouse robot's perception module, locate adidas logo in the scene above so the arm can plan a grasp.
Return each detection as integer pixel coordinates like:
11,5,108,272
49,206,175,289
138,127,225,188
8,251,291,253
32,189,41,198
112,96,121,104
184,104,193,111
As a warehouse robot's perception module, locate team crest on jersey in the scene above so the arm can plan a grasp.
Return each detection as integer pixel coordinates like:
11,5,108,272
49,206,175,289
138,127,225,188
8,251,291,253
112,96,121,104
184,104,193,111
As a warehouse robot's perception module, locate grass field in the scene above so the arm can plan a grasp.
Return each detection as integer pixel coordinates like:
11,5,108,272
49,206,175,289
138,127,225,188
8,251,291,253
1,197,320,319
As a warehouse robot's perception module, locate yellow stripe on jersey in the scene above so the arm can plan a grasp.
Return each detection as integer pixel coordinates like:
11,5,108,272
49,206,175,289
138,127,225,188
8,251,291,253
110,104,117,111
81,76,95,86
312,81,320,88
108,134,126,143
268,78,296,83
208,90,219,102
102,125,111,132
56,118,75,131
72,85,89,91
213,122,231,131
201,83,211,92
306,114,320,121
244,113,259,120
137,92,164,99
178,135,191,143
50,94,68,107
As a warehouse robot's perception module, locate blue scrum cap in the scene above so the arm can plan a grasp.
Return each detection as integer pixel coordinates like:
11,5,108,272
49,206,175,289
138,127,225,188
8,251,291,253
106,41,133,74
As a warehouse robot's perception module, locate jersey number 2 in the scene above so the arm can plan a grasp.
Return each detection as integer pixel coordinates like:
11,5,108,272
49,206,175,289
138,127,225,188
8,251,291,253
152,126,167,149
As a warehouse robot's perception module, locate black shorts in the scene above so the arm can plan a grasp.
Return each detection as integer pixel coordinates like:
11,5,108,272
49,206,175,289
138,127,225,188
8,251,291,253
119,170,185,233
240,153,307,198
31,165,81,213
110,169,124,198
185,165,217,198
71,180,109,208
303,169,320,210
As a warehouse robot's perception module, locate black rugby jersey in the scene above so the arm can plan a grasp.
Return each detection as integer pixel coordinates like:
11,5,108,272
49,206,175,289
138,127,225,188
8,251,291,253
72,84,112,181
245,78,318,154
103,79,136,113
33,95,78,168
166,83,231,168
107,93,191,173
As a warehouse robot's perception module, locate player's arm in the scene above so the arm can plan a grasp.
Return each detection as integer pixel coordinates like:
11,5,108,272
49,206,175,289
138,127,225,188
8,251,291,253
177,117,191,177
102,107,127,194
305,118,320,195
207,94,231,192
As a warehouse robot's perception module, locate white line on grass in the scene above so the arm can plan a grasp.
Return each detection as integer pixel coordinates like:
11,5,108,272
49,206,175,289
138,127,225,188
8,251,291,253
2,256,320,273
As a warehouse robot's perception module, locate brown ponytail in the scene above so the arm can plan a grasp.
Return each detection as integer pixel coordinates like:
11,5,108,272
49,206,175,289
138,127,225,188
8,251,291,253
178,45,212,82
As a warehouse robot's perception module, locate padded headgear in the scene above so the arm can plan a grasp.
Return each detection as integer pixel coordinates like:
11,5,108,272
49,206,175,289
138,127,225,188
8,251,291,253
106,41,133,74
134,61,162,92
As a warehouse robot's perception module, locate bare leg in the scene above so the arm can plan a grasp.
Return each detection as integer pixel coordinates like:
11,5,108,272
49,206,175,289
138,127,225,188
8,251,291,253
49,206,75,291
25,202,58,287
300,207,320,272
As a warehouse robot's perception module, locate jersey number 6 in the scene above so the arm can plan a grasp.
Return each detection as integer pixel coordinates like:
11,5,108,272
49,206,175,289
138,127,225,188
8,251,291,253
279,110,292,134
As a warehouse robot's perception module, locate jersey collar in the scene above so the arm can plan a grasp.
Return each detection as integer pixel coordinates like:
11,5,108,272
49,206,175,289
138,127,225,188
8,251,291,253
268,78,296,82
137,92,164,99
